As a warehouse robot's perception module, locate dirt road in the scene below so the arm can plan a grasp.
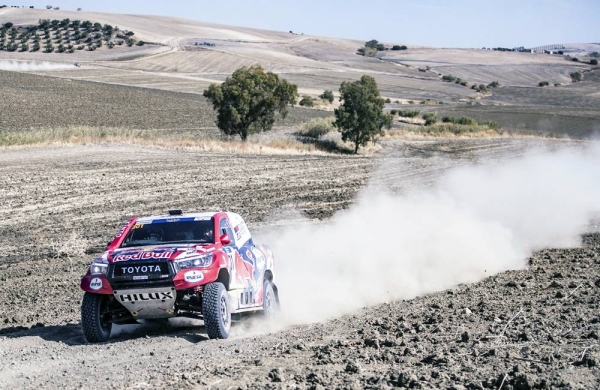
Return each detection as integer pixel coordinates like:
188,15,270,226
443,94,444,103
0,138,597,389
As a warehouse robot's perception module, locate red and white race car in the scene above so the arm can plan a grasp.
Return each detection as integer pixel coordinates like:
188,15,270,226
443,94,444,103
80,210,279,342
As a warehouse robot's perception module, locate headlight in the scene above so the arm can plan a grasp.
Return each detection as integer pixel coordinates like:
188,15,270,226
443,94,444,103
90,258,108,275
176,254,214,270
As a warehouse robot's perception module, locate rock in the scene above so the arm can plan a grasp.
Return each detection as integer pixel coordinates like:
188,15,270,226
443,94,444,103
461,331,470,342
364,338,380,349
464,308,472,315
268,368,285,382
345,361,360,374
513,373,533,390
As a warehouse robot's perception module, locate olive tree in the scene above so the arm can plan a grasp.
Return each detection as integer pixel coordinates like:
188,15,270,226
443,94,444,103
334,75,392,154
203,65,298,141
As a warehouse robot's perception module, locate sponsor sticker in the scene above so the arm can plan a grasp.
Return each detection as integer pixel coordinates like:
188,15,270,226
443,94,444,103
89,277,102,291
113,251,174,262
133,275,149,280
184,270,204,283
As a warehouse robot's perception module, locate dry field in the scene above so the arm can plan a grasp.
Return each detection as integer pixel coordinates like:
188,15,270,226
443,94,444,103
0,138,598,389
2,8,599,137
0,7,599,389
0,70,328,132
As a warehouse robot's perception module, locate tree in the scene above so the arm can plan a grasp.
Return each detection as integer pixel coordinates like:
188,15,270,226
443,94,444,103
591,59,598,65
365,39,378,49
333,75,392,154
203,65,298,141
3,22,13,29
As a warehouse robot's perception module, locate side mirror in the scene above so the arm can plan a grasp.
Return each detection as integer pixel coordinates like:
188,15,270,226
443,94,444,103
220,234,231,245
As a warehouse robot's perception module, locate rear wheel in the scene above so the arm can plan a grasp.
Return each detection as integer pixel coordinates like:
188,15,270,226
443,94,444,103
263,280,279,317
81,292,112,343
202,282,231,339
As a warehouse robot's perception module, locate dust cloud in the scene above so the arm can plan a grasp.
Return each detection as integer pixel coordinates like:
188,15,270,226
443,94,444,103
267,143,600,326
0,60,72,71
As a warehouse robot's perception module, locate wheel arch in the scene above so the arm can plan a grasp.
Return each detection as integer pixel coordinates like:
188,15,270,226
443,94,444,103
216,268,230,290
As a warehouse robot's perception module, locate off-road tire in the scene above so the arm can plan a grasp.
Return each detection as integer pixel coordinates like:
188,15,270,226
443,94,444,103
202,282,231,339
81,292,112,343
263,280,279,317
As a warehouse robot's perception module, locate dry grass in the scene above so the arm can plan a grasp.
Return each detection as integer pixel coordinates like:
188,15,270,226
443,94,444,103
0,126,329,155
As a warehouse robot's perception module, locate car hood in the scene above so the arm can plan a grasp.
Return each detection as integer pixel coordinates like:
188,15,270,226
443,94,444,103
105,243,217,264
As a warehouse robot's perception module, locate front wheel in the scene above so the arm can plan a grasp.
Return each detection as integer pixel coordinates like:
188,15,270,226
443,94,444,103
202,282,231,339
262,280,279,318
81,292,112,343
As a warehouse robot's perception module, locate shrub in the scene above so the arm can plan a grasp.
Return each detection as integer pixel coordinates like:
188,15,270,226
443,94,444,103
136,40,145,46
397,110,419,118
108,42,115,49
570,72,582,82
31,43,40,51
479,120,500,130
391,45,407,50
358,46,378,57
77,45,84,50
557,50,564,55
442,116,476,125
385,98,391,103
320,90,334,103
591,59,598,65
422,113,437,126
407,100,414,104
299,96,315,107
390,109,398,115
538,81,549,87
44,43,54,52
126,38,134,47
394,100,400,104
6,42,17,52
571,57,579,62
442,75,456,82
488,81,500,88
20,43,28,52
297,117,335,139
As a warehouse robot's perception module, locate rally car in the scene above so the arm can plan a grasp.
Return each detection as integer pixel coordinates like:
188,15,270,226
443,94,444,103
80,210,279,343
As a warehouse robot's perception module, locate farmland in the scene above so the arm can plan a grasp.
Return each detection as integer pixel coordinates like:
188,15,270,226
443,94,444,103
0,6,599,390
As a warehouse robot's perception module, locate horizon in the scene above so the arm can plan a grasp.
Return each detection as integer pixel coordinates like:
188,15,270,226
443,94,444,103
3,0,598,49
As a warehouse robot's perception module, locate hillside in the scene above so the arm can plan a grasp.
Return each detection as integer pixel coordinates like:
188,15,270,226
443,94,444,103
0,8,593,95
0,7,599,136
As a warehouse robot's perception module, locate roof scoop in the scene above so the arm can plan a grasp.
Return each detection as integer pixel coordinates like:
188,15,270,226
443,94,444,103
168,209,183,216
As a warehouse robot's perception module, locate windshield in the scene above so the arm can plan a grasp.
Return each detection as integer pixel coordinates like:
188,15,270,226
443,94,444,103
120,219,214,248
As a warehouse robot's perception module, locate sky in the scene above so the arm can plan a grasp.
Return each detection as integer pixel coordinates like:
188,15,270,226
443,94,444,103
18,0,600,48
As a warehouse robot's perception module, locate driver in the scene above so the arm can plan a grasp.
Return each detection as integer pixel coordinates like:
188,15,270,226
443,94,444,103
147,227,163,241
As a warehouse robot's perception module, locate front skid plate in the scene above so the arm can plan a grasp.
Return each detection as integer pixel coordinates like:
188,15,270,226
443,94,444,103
112,286,177,319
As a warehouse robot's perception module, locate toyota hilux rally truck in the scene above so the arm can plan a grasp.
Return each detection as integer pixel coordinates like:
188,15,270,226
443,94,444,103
80,210,279,343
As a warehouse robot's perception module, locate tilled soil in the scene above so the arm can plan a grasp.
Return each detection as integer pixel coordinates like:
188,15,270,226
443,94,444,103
0,138,597,389
0,70,329,131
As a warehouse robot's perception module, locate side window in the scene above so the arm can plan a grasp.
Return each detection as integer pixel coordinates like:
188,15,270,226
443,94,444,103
219,218,235,246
